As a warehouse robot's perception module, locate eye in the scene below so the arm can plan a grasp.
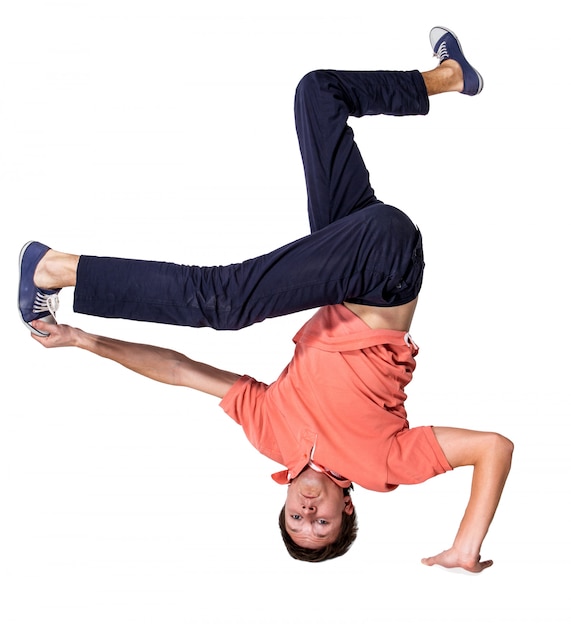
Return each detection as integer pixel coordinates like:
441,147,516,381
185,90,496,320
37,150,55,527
317,519,328,525
290,514,302,520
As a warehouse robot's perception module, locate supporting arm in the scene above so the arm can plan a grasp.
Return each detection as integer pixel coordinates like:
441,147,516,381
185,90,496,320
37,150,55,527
423,426,514,573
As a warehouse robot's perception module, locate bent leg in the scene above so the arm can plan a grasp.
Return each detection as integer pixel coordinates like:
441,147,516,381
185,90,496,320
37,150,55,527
294,69,429,232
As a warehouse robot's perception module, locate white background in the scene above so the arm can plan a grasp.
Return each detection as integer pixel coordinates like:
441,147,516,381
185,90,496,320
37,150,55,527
1,1,569,624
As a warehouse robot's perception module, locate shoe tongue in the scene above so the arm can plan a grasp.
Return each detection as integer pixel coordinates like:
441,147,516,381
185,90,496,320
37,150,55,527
45,293,59,316
436,39,450,62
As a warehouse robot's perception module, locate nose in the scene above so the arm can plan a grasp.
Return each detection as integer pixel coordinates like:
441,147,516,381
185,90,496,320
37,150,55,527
301,499,316,512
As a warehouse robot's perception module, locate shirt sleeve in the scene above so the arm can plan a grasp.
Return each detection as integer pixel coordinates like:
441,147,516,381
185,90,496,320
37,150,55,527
386,426,452,487
219,375,284,463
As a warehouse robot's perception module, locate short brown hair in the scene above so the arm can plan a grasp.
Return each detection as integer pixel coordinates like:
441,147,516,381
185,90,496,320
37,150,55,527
278,504,358,562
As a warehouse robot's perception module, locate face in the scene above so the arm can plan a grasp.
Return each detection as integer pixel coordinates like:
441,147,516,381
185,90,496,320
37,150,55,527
284,468,354,549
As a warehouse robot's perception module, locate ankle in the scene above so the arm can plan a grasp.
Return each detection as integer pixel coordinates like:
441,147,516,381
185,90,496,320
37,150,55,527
34,250,78,289
439,59,464,93
422,61,464,96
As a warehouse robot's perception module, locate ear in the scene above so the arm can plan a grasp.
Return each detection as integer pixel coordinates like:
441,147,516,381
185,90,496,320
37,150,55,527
343,495,354,515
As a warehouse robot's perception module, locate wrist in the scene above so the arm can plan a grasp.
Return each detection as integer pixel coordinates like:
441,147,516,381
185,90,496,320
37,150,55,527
73,327,90,349
451,537,483,567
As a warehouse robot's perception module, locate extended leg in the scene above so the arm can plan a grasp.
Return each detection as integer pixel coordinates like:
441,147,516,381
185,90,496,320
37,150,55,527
24,201,422,331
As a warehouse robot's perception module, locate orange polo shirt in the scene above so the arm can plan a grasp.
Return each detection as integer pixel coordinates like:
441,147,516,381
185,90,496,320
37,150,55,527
219,304,451,492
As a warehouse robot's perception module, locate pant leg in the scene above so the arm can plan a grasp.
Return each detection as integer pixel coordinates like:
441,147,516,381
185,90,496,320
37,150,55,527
74,204,423,330
294,69,429,232
74,69,428,330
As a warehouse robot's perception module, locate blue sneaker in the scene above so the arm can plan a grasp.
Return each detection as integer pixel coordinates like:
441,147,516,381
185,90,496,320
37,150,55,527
429,26,484,96
19,241,60,336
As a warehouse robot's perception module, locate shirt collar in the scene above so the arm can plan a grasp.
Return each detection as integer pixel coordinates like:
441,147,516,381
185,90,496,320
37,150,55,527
271,446,352,489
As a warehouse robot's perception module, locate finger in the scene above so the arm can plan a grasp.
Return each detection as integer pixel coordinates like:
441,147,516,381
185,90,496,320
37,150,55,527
465,558,494,573
33,319,58,336
30,320,57,344
31,319,50,333
30,321,46,338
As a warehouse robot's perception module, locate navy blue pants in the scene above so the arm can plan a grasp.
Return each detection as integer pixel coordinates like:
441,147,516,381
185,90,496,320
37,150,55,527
74,69,429,330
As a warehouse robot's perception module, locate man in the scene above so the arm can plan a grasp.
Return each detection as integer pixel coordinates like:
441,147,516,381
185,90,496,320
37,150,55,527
18,27,513,571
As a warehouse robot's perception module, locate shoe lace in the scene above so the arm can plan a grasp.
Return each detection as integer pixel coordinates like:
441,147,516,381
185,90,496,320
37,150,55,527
435,41,450,63
33,291,59,318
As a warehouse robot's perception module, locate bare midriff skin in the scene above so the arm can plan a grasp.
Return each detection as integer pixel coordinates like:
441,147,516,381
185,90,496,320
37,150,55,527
344,298,417,331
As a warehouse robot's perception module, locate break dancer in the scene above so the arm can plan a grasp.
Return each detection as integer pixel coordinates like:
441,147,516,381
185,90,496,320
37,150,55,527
19,27,513,570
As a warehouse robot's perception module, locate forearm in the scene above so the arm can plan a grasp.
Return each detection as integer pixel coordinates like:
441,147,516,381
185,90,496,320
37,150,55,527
31,321,241,398
78,331,240,396
451,436,513,563
75,329,188,386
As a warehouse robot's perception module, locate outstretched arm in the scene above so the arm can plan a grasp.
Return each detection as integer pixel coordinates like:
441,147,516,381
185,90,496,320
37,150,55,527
30,320,241,398
423,426,514,573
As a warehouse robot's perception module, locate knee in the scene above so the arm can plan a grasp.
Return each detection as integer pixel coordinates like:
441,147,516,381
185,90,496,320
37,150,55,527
296,69,326,92
295,70,331,105
361,204,417,244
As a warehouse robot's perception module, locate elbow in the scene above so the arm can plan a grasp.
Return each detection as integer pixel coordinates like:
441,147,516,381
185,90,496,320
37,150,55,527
500,433,514,456
491,432,514,465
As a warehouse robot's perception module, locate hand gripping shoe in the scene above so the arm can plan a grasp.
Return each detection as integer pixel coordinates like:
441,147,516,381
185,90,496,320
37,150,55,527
19,241,60,336
429,26,484,96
